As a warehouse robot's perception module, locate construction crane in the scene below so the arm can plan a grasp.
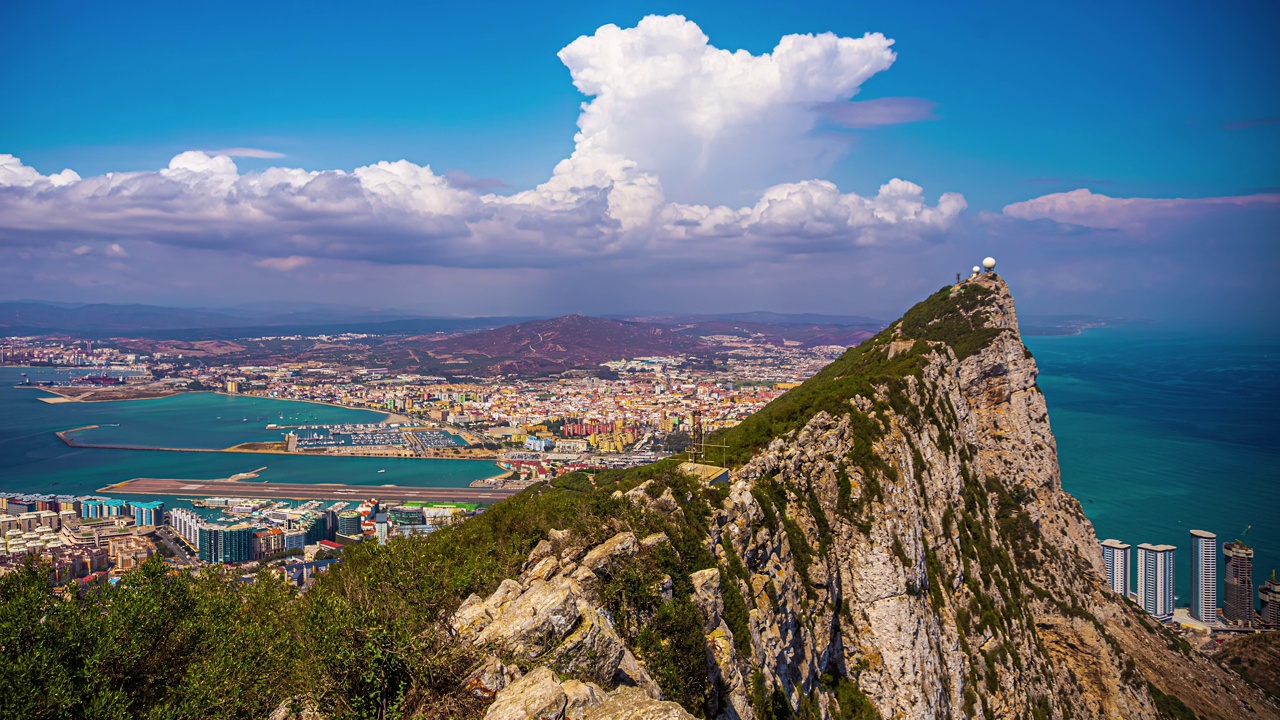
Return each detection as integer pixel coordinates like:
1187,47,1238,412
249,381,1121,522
1236,525,1252,549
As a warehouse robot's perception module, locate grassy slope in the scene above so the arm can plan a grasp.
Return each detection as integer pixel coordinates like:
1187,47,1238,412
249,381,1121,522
0,281,1025,720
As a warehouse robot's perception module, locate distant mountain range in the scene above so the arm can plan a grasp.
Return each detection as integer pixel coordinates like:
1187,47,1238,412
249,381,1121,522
0,300,532,339
392,315,704,376
0,300,887,342
387,314,883,377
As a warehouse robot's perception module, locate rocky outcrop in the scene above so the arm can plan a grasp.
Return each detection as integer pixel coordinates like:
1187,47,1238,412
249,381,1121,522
455,276,1279,720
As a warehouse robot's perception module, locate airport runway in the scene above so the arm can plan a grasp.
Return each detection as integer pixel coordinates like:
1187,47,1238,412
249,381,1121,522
102,477,521,505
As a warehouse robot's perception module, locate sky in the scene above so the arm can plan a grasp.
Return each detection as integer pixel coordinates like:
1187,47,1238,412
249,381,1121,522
1,0,1278,323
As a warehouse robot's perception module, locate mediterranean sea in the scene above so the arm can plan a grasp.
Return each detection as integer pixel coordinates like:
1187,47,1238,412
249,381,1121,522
0,367,502,511
1025,326,1280,608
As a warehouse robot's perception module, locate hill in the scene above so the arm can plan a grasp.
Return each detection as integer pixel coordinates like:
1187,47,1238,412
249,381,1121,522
4,275,1274,720
399,314,706,376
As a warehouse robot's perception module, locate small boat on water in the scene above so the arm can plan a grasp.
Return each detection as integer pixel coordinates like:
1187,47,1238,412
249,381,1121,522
377,469,386,473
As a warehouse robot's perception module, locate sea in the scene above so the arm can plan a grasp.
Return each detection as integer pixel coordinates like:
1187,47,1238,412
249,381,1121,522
1025,326,1279,607
2,329,1277,608
0,367,501,516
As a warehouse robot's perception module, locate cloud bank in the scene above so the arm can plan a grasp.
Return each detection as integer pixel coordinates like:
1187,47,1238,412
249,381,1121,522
0,15,1276,323
0,16,965,275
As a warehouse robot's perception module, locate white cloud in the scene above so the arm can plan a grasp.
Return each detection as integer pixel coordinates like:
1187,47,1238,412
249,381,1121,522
0,154,80,187
557,15,898,204
254,256,310,271
1003,188,1280,230
0,17,964,273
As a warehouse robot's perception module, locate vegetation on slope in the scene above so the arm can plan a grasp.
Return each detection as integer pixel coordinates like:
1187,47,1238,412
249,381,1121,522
1217,630,1280,702
708,282,1005,468
0,279,1027,720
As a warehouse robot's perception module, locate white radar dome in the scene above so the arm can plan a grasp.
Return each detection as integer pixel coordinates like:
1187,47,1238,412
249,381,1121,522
972,266,981,274
982,257,997,270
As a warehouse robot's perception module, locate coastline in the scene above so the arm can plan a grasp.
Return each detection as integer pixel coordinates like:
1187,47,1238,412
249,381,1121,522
55,424,506,477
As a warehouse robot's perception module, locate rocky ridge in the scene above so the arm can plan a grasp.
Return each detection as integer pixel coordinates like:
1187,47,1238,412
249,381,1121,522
454,276,1278,720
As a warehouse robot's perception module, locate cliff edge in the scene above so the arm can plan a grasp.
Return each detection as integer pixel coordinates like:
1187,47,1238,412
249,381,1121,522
456,275,1277,720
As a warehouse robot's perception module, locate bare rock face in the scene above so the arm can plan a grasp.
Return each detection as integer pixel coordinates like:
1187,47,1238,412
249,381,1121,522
268,699,326,720
455,276,1279,720
579,688,697,720
581,532,638,575
483,668,568,720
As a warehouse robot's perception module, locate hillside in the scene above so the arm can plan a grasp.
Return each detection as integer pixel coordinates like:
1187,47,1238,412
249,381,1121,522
1217,631,1280,702
402,314,706,376
3,276,1274,720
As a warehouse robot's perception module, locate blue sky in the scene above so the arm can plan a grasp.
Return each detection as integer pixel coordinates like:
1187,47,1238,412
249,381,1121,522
1,1,1278,320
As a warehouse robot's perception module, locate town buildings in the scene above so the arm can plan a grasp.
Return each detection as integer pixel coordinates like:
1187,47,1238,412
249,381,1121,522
1100,538,1131,596
1259,572,1280,627
1189,529,1218,624
1223,541,1256,625
1137,543,1176,622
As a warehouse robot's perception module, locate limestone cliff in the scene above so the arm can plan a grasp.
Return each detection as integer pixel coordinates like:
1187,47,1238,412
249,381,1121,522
457,276,1278,720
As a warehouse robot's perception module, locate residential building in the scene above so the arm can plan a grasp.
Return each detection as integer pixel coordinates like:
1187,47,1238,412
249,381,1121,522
129,500,165,527
198,523,255,564
1259,572,1280,627
1189,530,1218,623
1223,541,1255,625
1137,543,1175,622
170,508,202,549
283,529,306,553
337,511,362,536
1100,539,1131,597
252,528,285,560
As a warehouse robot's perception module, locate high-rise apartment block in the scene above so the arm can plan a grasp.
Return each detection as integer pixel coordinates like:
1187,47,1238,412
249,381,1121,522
1259,573,1280,625
1137,543,1175,622
1100,539,1131,596
197,523,255,564
1189,530,1218,623
1259,572,1280,628
1223,541,1255,625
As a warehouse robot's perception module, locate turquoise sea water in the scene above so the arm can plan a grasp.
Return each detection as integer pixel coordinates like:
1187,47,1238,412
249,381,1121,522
3,331,1276,610
0,368,502,510
1025,328,1280,608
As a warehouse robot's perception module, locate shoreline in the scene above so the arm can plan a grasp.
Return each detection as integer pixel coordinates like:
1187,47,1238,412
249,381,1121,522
100,475,520,505
55,424,505,474
208,391,399,424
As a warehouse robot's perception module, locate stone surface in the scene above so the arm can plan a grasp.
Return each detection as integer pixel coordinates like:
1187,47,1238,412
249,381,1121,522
580,688,697,720
484,667,567,720
581,532,638,575
562,679,606,720
451,276,1280,720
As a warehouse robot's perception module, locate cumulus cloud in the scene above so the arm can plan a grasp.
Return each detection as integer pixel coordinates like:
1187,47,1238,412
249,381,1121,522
0,17,966,273
557,15,899,203
1003,188,1280,230
0,15,975,308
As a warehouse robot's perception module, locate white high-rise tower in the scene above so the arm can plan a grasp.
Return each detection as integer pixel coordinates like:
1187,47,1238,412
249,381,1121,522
1100,539,1131,596
1138,543,1176,622
1189,529,1218,624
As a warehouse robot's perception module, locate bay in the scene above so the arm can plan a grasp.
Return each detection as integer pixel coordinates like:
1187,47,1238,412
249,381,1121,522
0,367,502,511
1026,327,1280,607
